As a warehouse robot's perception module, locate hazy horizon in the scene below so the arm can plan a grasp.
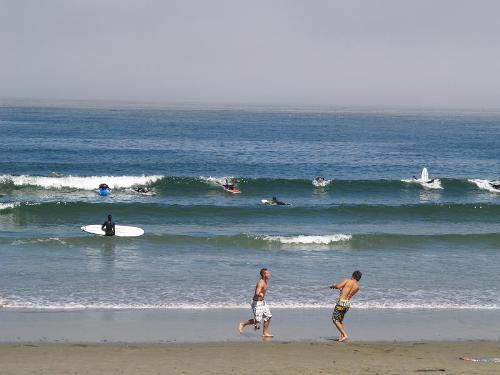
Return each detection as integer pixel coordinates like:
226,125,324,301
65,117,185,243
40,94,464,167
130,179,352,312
2,0,500,109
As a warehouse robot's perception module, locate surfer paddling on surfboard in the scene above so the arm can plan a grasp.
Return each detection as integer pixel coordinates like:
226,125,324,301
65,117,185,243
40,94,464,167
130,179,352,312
135,186,150,193
101,214,115,236
98,183,111,196
222,179,241,194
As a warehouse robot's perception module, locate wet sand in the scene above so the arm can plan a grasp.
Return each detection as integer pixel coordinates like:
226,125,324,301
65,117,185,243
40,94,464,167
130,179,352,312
1,308,500,342
1,341,499,374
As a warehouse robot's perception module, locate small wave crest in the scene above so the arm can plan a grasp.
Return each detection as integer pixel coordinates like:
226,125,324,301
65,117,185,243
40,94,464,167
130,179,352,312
1,301,499,311
0,202,20,210
199,176,235,186
11,237,68,246
0,175,163,190
261,234,352,244
469,179,500,193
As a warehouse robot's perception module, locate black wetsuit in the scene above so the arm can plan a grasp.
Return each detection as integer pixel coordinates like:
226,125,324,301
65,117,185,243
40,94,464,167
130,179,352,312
101,220,115,236
272,199,286,205
491,183,500,190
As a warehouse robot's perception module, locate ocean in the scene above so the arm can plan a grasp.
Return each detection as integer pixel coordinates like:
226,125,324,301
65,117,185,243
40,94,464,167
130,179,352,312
1,104,500,311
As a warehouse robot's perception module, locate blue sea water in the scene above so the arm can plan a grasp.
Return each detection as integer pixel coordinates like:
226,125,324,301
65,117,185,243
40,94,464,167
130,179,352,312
0,104,499,310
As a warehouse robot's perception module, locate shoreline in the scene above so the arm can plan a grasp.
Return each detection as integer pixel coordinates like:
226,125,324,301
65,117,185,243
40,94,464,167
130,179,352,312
1,308,500,343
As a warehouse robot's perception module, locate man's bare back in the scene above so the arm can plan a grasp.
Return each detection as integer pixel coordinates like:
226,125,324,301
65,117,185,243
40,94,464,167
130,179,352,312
334,278,359,300
330,271,362,342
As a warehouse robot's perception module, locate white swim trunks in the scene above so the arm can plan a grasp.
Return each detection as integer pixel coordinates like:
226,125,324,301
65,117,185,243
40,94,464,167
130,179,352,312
251,300,272,323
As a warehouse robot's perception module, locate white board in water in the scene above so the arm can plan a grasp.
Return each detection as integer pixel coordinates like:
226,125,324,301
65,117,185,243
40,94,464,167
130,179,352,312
81,225,144,237
421,167,429,182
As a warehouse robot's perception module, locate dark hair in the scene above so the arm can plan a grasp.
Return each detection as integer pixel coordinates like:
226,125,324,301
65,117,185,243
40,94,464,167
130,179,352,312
260,268,268,277
352,270,362,281
108,214,112,220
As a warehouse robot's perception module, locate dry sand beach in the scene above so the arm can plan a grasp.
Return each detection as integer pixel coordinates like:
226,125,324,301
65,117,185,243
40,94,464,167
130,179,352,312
0,309,500,374
1,341,500,375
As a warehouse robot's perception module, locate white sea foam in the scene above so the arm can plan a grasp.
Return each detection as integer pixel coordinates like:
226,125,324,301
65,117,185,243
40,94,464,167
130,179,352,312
0,175,163,190
262,234,352,244
469,179,500,193
11,237,68,246
2,301,500,311
312,178,332,188
200,176,235,186
401,178,443,190
0,202,19,210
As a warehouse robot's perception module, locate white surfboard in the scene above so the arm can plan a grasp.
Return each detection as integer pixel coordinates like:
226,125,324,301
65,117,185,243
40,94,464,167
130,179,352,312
421,167,429,182
401,168,443,190
81,225,144,237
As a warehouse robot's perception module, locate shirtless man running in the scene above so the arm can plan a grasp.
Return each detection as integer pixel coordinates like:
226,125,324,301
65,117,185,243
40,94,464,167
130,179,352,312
329,270,362,342
239,268,273,338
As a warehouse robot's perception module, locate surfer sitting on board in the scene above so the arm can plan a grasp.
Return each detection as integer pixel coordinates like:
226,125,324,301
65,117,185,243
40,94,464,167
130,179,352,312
101,214,115,236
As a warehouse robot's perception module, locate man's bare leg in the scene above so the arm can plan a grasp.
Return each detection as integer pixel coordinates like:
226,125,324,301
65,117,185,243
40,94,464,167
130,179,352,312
239,319,257,333
262,318,273,337
333,320,348,342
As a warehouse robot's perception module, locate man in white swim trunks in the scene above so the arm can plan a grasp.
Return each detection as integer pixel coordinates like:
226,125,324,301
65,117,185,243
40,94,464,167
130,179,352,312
330,270,362,342
239,268,273,338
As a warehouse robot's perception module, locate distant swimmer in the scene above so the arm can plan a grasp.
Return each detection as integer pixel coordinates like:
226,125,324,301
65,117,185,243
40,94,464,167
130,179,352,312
490,182,500,190
135,186,150,193
101,214,115,236
329,270,362,342
314,176,325,182
99,183,110,190
239,268,273,338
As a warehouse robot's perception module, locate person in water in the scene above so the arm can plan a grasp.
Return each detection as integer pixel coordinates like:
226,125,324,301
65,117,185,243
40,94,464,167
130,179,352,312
101,214,115,236
271,196,286,205
239,268,273,338
136,186,150,193
329,270,362,342
223,179,236,190
490,182,500,190
99,183,110,190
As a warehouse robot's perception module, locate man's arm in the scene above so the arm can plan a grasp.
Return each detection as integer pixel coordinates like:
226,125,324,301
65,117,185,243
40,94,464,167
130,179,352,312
330,278,348,290
111,223,115,235
101,222,106,231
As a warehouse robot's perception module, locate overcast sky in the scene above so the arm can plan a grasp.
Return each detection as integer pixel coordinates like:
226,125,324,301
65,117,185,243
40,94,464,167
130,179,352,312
1,0,499,108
